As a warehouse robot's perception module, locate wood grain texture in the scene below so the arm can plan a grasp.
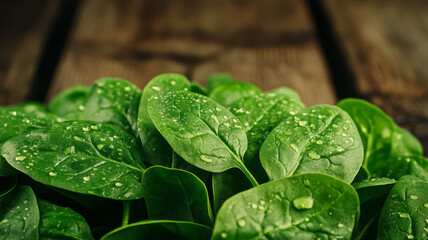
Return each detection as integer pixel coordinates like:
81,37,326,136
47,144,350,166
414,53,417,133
48,0,335,106
0,0,60,105
323,0,428,154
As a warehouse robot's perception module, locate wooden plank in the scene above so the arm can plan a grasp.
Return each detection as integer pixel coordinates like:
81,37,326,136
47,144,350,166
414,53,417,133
323,0,428,153
48,0,335,106
0,0,61,105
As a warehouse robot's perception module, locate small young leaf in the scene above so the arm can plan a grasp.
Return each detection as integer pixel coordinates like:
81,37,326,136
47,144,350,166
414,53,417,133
84,78,142,136
260,105,363,183
101,220,212,240
2,121,144,200
141,166,213,226
230,92,305,182
209,81,261,107
49,85,91,119
212,173,359,240
378,175,428,240
138,73,190,167
207,73,235,93
0,185,39,240
38,199,95,240
147,91,258,186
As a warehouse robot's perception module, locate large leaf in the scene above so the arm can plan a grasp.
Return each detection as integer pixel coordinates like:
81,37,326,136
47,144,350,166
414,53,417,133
147,91,257,186
49,85,91,120
0,185,39,240
101,220,212,240
0,103,56,176
138,73,190,167
83,78,142,136
38,199,94,240
260,105,363,183
378,175,428,240
230,92,305,182
212,173,359,240
209,81,261,107
141,166,213,226
2,121,145,200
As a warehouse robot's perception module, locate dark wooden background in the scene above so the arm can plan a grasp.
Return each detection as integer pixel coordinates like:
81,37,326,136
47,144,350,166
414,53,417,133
1,0,427,154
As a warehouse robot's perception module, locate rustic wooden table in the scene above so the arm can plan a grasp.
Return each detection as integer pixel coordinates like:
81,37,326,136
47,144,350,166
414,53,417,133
1,0,427,153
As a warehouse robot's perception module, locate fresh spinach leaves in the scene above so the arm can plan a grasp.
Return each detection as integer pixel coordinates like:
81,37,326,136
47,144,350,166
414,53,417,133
0,74,426,239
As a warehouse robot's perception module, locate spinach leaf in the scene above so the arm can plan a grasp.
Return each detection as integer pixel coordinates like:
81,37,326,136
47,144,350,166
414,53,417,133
352,178,396,205
190,82,208,96
378,175,428,240
207,73,235,93
101,220,212,240
137,73,190,167
392,125,423,156
141,166,213,226
38,199,94,240
0,185,39,240
212,169,252,214
266,87,303,102
0,103,56,176
212,173,359,240
209,81,261,107
230,92,305,182
1,121,145,200
49,85,91,120
83,78,142,136
260,105,363,183
171,152,210,185
147,91,258,186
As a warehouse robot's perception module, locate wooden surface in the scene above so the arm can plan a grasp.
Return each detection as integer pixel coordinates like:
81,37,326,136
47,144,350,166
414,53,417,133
47,0,335,106
1,0,427,152
0,0,61,105
323,0,428,153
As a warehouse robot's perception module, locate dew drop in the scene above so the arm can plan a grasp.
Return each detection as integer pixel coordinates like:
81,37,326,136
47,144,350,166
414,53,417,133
338,223,344,228
303,179,311,187
292,196,314,210
124,86,131,92
115,182,123,187
409,195,418,200
215,107,221,112
151,86,161,91
49,172,57,177
83,176,90,182
82,127,90,132
424,203,428,208
170,80,176,85
200,155,213,163
316,140,323,145
259,200,266,205
91,125,98,130
221,233,227,238
211,115,219,125
97,144,104,150
237,219,246,227
251,203,258,209
407,235,414,239
15,156,26,161
73,136,85,142
308,150,321,160
290,144,299,152
399,213,408,218
299,121,307,127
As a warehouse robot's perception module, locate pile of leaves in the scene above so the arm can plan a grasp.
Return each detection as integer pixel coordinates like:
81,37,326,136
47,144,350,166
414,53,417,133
0,73,427,240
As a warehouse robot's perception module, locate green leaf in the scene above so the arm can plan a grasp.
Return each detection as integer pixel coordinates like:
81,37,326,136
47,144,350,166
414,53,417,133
147,91,258,186
392,125,423,156
2,121,144,200
211,173,359,240
49,85,91,119
141,166,213,226
138,73,190,167
230,92,305,182
260,105,363,183
0,185,39,240
266,87,303,102
352,178,396,204
338,99,394,179
101,220,212,240
0,103,56,176
83,78,142,136
38,199,94,240
207,73,235,93
209,82,261,107
190,82,208,96
378,175,428,240
212,169,252,214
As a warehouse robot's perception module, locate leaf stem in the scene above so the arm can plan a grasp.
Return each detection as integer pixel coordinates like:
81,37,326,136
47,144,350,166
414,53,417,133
239,165,259,187
122,201,131,226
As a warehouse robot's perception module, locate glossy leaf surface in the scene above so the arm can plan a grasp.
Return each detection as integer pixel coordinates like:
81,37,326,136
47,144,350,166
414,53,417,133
2,121,144,200
49,85,91,119
138,73,190,167
212,173,359,240
209,81,261,107
260,105,363,182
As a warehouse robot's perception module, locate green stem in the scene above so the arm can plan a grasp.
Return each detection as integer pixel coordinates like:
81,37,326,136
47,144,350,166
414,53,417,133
121,201,131,226
239,165,259,187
